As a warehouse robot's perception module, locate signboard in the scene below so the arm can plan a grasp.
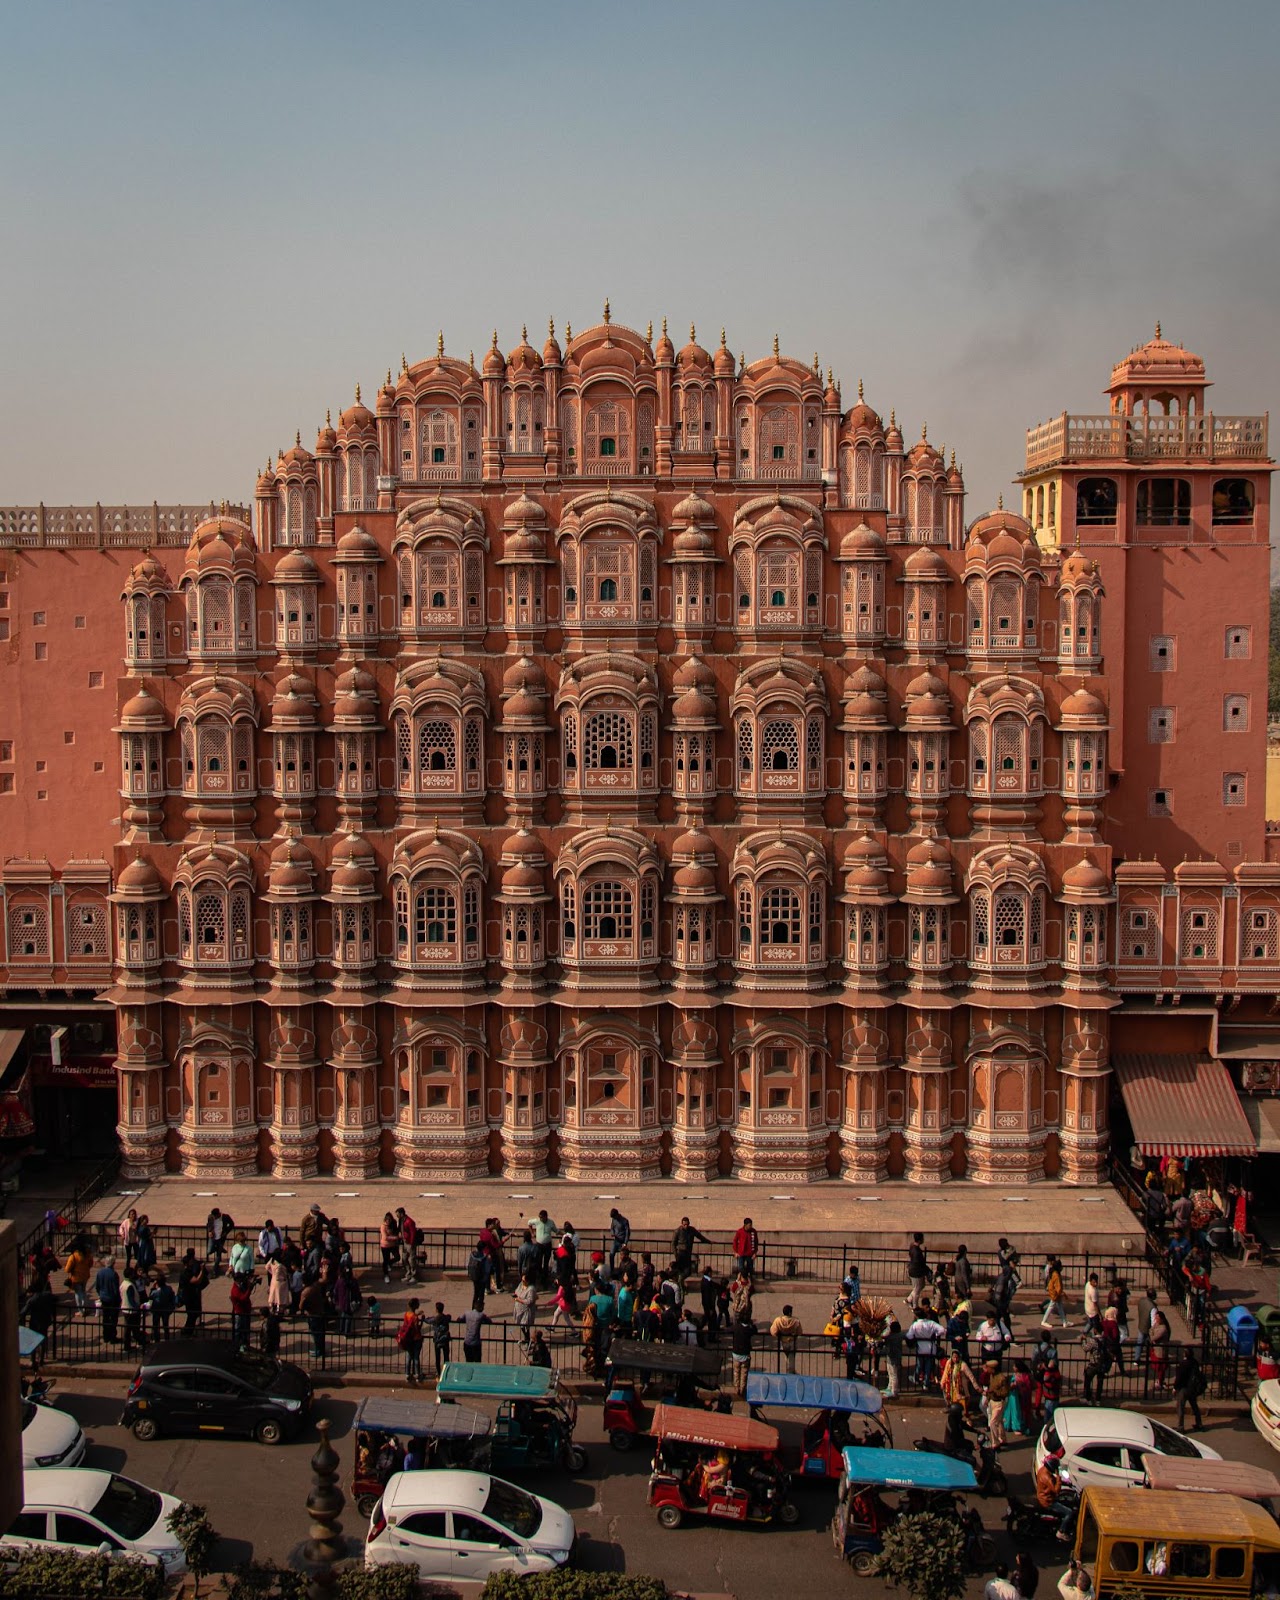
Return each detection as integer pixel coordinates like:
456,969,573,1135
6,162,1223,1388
28,1054,116,1090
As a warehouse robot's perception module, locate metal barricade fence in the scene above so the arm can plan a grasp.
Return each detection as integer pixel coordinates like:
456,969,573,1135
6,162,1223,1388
32,1306,1242,1402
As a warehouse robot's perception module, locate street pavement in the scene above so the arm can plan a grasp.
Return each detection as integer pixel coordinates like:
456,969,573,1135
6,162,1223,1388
42,1373,1279,1598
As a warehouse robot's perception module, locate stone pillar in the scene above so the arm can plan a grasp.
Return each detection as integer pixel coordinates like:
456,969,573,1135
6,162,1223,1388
303,1417,344,1600
839,1063,889,1183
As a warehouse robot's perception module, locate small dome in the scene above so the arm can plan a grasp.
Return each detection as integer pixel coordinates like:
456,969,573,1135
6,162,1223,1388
677,325,711,370
502,858,544,891
119,687,167,729
905,670,947,700
968,505,1035,545
482,335,505,376
1059,687,1107,722
839,522,886,559
845,398,882,435
1062,859,1110,894
274,548,320,582
906,434,943,469
673,656,715,692
279,435,314,470
844,664,886,697
256,462,277,492
502,655,546,697
654,320,675,364
503,491,546,529
507,326,542,374
673,827,716,860
673,860,716,891
269,835,314,891
338,393,375,435
713,333,735,377
272,675,318,723
543,322,562,365
1059,549,1099,584
116,855,164,894
672,684,718,722
335,665,376,698
906,833,952,891
128,552,168,586
672,489,715,525
884,412,903,449
904,546,949,581
336,525,381,558
1111,327,1205,384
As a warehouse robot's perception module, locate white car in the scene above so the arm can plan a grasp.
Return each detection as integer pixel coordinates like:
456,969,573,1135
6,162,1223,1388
1035,1405,1220,1490
21,1401,86,1471
366,1470,576,1581
1,1470,186,1575
1251,1378,1280,1452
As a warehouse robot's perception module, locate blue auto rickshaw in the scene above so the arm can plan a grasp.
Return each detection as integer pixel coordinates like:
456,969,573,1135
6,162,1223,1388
744,1372,891,1478
435,1362,588,1473
832,1446,990,1575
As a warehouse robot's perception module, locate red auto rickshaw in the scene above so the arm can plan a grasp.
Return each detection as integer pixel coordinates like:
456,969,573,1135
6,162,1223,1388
604,1339,725,1451
647,1404,799,1530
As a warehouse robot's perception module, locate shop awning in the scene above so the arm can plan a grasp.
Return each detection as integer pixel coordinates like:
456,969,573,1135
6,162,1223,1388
1242,1096,1280,1155
1113,1053,1256,1158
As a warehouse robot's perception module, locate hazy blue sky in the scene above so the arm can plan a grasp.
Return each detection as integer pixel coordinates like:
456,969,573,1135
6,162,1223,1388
2,1,1278,516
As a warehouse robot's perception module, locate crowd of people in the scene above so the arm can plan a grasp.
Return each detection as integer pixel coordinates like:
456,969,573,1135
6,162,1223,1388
14,1195,1225,1429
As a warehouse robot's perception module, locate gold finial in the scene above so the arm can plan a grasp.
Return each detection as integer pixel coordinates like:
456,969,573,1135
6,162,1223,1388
325,409,331,426
921,422,927,441
858,378,864,400
1155,319,1162,339
690,322,697,343
662,316,668,336
950,449,956,468
521,324,527,342
772,333,780,358
828,368,835,388
565,320,572,343
491,329,499,350
401,352,407,372
646,319,652,342
295,430,301,446
355,383,361,404
437,331,444,359
468,350,475,374
890,407,896,427
603,298,611,324
548,316,555,339
813,352,820,375
386,369,392,386
998,493,1004,510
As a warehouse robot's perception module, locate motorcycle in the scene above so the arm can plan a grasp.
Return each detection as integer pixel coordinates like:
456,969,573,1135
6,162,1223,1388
914,1431,1008,1498
1004,1488,1080,1546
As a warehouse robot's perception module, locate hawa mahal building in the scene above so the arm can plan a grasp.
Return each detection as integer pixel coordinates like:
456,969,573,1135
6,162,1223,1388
0,313,1274,1184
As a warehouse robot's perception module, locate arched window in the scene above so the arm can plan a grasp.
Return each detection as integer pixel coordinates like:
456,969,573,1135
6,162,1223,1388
1136,478,1191,527
583,881,632,942
1213,478,1255,525
599,577,617,601
759,886,800,945
1077,478,1117,525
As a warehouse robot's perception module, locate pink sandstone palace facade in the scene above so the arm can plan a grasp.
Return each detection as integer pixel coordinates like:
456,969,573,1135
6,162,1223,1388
0,314,1274,1184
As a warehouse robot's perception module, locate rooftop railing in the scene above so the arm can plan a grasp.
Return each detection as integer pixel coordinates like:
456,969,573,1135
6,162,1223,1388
1024,412,1268,472
0,503,249,549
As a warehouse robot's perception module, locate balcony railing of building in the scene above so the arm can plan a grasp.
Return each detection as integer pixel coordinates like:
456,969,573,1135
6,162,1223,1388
0,503,251,549
1024,412,1269,473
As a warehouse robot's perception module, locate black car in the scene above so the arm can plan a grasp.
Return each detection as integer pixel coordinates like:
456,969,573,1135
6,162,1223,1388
121,1339,312,1445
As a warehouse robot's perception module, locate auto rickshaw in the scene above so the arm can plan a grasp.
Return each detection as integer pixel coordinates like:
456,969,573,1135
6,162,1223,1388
604,1339,725,1451
435,1362,588,1473
744,1372,891,1479
832,1446,988,1576
350,1395,493,1515
647,1403,800,1530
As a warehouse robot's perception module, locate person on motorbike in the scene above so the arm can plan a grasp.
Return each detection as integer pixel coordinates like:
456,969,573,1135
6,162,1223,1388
1035,1455,1076,1542
944,1401,974,1459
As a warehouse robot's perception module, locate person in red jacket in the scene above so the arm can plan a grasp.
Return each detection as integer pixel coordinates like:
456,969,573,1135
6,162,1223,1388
396,1208,419,1285
733,1218,759,1279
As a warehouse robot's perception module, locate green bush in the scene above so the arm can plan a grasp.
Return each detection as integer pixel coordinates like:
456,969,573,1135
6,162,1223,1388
0,1548,165,1598
480,1576,668,1600
334,1568,422,1600
227,1564,421,1600
871,1510,967,1600
166,1502,218,1596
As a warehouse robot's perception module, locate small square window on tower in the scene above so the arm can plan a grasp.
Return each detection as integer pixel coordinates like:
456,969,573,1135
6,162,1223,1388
1148,708,1174,743
1150,635,1175,671
33,642,47,661
1224,772,1246,806
1149,789,1172,817
1225,626,1251,659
